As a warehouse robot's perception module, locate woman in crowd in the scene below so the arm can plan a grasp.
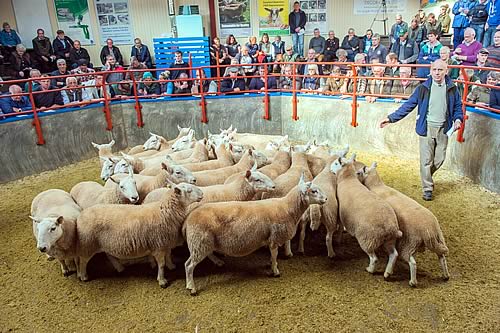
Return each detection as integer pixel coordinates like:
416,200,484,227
10,44,33,79
138,72,160,96
246,36,259,60
224,34,241,61
210,37,229,78
259,33,273,63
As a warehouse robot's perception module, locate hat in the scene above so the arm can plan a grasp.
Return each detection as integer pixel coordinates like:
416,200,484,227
143,72,153,79
479,48,489,54
77,59,88,66
228,67,239,73
398,28,408,37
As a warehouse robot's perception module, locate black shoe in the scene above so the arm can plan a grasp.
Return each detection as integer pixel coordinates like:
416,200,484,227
422,191,433,201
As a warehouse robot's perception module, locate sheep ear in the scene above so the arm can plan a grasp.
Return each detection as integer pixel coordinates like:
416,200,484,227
110,156,121,163
174,186,181,195
177,124,182,132
370,162,378,170
248,148,253,156
109,176,119,184
228,125,233,132
127,165,134,176
356,166,367,177
100,156,108,162
245,169,252,179
299,172,306,187
56,216,64,225
161,162,172,174
109,139,115,146
165,155,174,162
91,142,99,148
120,152,132,161
29,215,39,223
348,153,357,163
207,130,212,137
251,161,258,172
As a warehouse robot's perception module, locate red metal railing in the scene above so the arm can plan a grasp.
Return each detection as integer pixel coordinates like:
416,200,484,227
1,61,499,145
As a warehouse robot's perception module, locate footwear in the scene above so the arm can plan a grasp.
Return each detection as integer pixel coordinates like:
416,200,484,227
422,191,433,201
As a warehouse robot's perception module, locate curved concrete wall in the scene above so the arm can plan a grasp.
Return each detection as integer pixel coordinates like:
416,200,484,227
0,95,498,193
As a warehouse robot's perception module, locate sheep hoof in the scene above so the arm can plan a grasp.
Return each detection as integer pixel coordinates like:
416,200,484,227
63,270,72,277
190,290,198,296
159,281,170,289
443,276,450,282
80,276,89,282
409,281,417,288
46,255,55,261
272,272,281,278
365,267,375,274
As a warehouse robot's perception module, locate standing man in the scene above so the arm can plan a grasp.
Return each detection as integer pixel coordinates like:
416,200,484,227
451,0,477,49
468,0,489,44
389,14,409,49
379,60,463,201
483,0,500,47
289,1,307,57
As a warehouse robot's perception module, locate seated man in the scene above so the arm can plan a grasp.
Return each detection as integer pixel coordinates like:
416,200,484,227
50,59,70,88
33,75,64,109
474,48,492,83
490,82,500,109
169,50,190,81
278,65,299,90
82,74,115,101
24,69,42,92
70,59,95,83
125,56,147,81
104,55,124,88
138,72,161,96
69,40,91,69
322,66,345,93
366,64,392,103
309,28,326,62
385,53,400,77
173,73,191,95
390,66,420,103
467,72,499,106
115,81,133,99
52,30,74,61
0,84,32,115
248,66,278,91
61,76,83,106
220,67,245,94
299,48,324,76
100,38,123,66
282,45,299,63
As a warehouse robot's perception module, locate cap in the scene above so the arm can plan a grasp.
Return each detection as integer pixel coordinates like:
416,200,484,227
77,59,88,66
143,72,153,79
479,48,489,54
398,28,408,36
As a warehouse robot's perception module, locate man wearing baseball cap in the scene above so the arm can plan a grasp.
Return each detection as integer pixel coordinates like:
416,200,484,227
390,27,419,64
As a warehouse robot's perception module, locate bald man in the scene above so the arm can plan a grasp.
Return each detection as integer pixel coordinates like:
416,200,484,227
0,84,32,115
379,59,463,201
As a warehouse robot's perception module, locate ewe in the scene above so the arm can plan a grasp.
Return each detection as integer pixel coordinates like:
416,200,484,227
358,163,450,287
184,173,327,295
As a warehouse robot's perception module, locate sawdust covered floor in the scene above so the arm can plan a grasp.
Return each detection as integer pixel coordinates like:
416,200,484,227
0,153,499,333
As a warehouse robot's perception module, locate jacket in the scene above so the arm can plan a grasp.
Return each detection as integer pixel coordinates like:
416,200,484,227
0,29,21,47
33,86,64,108
341,35,362,52
324,37,340,56
221,77,246,93
408,26,425,45
32,37,54,57
417,41,442,77
452,0,477,28
387,76,463,136
389,21,409,44
489,83,500,108
9,52,32,73
248,76,277,91
487,0,500,26
69,47,91,66
271,41,285,57
53,36,74,59
391,38,418,64
367,44,388,64
131,45,152,68
0,94,32,114
289,10,307,34
469,2,489,25
100,45,123,65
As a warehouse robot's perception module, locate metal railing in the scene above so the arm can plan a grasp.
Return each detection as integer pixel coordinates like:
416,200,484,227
1,61,499,145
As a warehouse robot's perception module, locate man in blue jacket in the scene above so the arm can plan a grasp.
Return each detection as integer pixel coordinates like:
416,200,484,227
289,1,307,57
452,0,477,48
0,85,32,116
484,0,500,47
379,60,463,201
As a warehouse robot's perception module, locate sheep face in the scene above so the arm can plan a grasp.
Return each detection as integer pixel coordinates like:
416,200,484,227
114,158,130,174
162,162,196,184
174,183,203,205
118,174,139,204
292,142,312,153
31,216,64,254
299,176,328,205
253,150,269,167
177,125,191,137
330,158,343,175
143,133,161,150
100,157,118,181
172,130,195,152
208,131,229,147
246,169,275,193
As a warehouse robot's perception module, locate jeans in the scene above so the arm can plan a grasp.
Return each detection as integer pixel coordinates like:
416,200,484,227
483,25,498,47
292,33,304,57
470,23,486,44
453,27,466,48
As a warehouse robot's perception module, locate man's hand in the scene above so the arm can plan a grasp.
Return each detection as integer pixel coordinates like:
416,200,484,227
41,56,49,62
394,98,402,103
233,87,240,92
485,23,489,30
12,107,21,113
379,117,391,128
453,119,462,131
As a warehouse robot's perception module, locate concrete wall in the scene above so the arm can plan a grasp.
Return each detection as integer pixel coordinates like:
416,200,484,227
1,96,498,193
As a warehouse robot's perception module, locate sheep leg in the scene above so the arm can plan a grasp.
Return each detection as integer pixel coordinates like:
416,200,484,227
438,254,450,281
46,254,55,261
409,255,418,287
185,254,206,295
297,217,307,255
152,251,169,288
365,252,378,274
106,254,125,273
326,229,336,259
78,257,91,282
269,246,280,277
208,253,225,267
59,259,71,277
383,242,399,280
66,259,77,273
284,240,293,257
164,248,176,270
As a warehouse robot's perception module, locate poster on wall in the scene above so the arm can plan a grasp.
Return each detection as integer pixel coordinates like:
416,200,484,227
353,0,408,15
298,0,328,35
218,0,252,37
54,0,94,45
95,0,134,44
258,0,289,36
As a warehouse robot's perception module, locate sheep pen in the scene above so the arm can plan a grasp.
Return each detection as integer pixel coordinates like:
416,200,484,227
0,153,498,332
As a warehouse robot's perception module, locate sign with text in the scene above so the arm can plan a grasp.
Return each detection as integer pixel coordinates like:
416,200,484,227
258,0,289,36
353,0,408,15
95,0,134,44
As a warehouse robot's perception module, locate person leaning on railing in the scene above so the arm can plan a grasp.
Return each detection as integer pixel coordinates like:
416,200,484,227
249,66,277,92
301,64,321,93
24,68,41,92
322,66,345,94
125,56,147,81
70,59,95,83
221,67,245,94
191,69,217,95
115,80,133,99
385,53,400,77
366,64,392,103
50,59,70,88
391,66,420,103
173,73,191,95
467,71,500,106
138,72,161,96
60,76,83,106
489,81,500,109
340,68,368,99
439,46,460,80
473,47,492,83
82,74,115,102
0,84,31,116
33,74,64,109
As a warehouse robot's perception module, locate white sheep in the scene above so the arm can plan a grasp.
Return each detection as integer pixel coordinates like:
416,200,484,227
182,143,235,172
106,162,196,203
254,150,291,180
331,155,402,279
99,156,121,181
70,166,139,209
127,125,191,155
30,189,81,276
92,140,115,167
76,182,203,288
358,163,450,287
183,173,327,295
144,162,275,205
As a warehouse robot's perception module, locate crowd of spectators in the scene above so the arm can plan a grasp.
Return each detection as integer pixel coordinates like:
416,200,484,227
1,0,500,118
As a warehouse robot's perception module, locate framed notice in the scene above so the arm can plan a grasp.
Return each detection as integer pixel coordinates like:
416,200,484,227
258,0,290,36
218,0,252,37
297,0,328,35
54,0,94,45
95,0,134,44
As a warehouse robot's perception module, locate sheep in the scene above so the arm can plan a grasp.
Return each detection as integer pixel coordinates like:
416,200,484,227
182,143,235,172
70,166,139,209
171,129,196,152
183,173,327,295
358,163,450,287
331,155,402,279
30,189,81,276
92,140,115,167
106,162,196,203
76,182,203,288
193,149,267,187
171,139,209,165
306,154,326,177
224,127,290,151
99,156,121,181
144,162,275,205
127,125,191,155
256,150,291,180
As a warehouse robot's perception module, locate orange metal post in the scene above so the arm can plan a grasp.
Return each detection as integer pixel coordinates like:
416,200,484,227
28,83,45,145
263,65,270,120
351,65,359,127
101,73,113,130
198,68,208,123
457,68,469,143
131,74,144,127
292,63,299,120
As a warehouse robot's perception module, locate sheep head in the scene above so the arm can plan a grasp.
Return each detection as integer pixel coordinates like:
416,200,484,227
298,173,327,205
31,215,65,254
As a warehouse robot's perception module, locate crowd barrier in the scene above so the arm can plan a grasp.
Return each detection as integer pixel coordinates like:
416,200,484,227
1,61,499,146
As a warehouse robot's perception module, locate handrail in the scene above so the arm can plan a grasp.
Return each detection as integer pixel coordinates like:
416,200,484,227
1,61,500,146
